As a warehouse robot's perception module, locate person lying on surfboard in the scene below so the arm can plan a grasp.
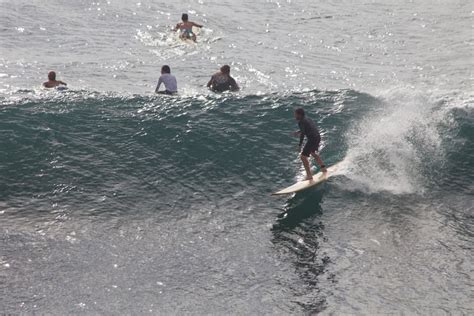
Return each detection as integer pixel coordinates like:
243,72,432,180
293,108,327,180
174,13,203,42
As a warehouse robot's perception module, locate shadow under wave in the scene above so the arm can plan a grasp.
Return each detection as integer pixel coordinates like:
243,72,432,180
271,187,332,314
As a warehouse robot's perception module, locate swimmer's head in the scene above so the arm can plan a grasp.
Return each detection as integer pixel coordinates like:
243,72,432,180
48,71,56,81
161,65,171,74
294,107,305,120
182,13,189,22
220,65,231,74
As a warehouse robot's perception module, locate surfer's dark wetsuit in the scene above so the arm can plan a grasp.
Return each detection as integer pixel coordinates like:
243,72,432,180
298,117,321,157
208,73,239,92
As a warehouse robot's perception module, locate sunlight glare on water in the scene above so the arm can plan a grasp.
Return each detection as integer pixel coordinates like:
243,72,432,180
0,0,472,314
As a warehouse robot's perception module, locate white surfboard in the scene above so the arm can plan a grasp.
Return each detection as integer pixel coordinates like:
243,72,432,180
272,161,344,195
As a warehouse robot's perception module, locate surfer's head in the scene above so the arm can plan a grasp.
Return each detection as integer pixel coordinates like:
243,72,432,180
161,65,171,74
220,65,231,75
294,107,305,120
48,71,56,81
182,13,189,22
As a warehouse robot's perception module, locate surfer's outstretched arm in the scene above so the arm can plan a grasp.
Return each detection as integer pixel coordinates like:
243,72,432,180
192,22,203,28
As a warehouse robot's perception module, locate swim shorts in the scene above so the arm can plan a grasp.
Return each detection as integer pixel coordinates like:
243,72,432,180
301,138,320,157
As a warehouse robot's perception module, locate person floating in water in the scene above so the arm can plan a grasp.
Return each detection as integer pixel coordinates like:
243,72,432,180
43,71,67,88
207,65,239,92
174,13,203,42
293,108,327,180
155,65,177,95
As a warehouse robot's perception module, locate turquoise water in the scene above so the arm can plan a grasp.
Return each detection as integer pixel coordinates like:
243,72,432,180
1,0,473,314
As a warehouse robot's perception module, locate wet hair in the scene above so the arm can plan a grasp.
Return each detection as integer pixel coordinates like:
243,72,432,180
220,65,231,74
182,13,188,21
48,71,56,81
161,65,171,74
295,108,305,117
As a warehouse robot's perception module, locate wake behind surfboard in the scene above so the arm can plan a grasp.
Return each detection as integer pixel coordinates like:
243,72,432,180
272,161,344,195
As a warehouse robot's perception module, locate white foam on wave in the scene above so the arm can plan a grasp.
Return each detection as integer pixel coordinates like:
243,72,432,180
135,26,219,60
342,88,448,194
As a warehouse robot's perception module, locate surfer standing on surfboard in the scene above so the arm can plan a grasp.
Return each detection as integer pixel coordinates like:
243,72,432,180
293,108,327,180
174,13,203,42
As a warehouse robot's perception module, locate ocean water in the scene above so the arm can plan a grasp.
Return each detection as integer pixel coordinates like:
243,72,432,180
0,0,473,314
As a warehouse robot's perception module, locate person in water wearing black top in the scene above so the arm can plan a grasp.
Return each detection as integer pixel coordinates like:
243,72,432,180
207,65,239,92
293,108,327,180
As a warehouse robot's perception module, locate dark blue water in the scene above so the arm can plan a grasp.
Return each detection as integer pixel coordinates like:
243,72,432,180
0,89,472,314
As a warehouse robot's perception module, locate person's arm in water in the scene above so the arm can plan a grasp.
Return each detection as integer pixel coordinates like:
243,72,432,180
191,21,203,28
59,81,67,86
155,77,163,93
207,75,215,89
229,77,239,91
173,23,182,31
